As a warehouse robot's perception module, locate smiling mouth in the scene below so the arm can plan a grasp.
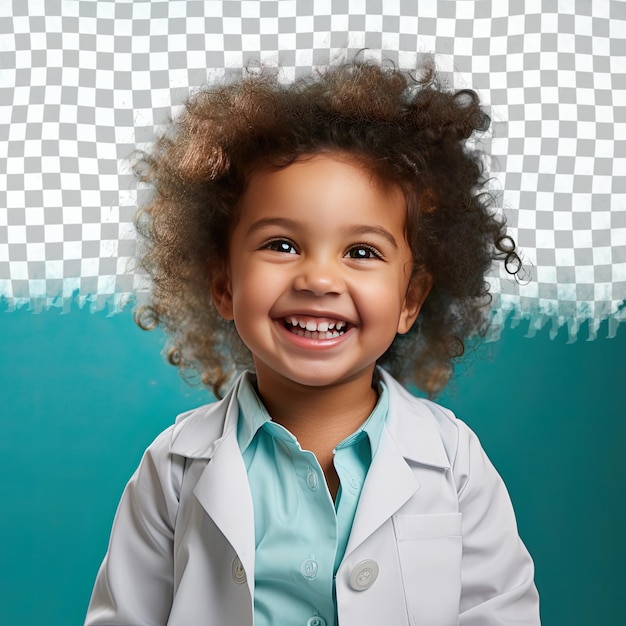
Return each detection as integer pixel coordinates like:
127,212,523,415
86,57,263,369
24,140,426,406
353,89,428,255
283,316,349,339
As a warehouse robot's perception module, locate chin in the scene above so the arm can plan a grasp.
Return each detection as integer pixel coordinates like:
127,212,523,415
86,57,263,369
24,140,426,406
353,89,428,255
280,366,374,389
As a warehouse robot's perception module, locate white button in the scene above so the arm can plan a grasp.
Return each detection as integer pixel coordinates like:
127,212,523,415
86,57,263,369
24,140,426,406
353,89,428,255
301,558,318,580
306,617,326,626
231,556,247,584
349,559,379,591
306,467,319,491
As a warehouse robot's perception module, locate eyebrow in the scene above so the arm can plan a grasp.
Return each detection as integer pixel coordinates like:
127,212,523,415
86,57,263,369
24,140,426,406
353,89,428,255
347,225,398,248
246,217,298,237
246,218,398,248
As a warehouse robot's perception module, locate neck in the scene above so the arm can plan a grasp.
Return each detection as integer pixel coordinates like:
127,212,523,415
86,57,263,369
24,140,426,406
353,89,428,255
254,369,378,452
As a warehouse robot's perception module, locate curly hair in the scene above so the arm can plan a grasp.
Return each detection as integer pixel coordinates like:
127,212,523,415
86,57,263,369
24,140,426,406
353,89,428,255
134,59,522,398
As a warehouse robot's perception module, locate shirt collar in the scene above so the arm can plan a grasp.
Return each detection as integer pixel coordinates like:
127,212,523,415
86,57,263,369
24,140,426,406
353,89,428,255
335,377,388,457
236,372,271,452
236,372,389,457
170,369,450,470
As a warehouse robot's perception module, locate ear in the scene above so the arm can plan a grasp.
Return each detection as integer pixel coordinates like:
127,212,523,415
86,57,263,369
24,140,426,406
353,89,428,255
211,265,234,320
397,272,432,335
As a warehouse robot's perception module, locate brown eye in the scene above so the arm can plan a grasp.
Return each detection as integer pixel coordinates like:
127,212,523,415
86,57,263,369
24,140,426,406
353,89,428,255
265,239,297,254
347,245,381,259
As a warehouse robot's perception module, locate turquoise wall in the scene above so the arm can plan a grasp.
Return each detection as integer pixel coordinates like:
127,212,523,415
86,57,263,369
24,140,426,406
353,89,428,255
1,306,624,625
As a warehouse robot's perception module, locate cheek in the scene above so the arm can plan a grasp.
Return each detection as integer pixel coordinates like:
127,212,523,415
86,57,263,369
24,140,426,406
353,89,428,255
230,264,276,320
357,280,405,323
233,274,258,300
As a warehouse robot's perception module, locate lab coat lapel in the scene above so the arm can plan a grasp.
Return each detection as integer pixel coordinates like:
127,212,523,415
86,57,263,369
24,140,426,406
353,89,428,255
192,427,255,586
345,370,452,557
345,425,420,557
170,375,256,589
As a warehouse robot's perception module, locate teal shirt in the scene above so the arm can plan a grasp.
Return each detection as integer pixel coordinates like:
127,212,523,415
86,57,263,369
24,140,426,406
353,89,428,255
236,375,389,626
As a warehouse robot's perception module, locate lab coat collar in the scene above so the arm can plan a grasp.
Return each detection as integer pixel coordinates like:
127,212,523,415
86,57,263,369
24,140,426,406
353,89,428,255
169,373,246,459
378,368,451,470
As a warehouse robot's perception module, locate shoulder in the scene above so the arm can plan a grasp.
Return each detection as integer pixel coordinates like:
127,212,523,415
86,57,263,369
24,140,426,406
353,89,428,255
380,368,482,478
141,372,246,465
169,399,230,456
381,369,515,508
129,382,237,506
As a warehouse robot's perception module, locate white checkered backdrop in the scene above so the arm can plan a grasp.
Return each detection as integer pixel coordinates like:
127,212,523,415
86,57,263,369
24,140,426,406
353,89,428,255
0,0,624,340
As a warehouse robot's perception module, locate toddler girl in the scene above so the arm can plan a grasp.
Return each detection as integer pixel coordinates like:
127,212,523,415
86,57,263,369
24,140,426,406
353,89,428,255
86,60,540,625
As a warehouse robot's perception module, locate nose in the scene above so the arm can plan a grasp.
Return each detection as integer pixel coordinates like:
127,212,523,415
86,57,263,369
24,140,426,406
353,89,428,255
293,257,344,296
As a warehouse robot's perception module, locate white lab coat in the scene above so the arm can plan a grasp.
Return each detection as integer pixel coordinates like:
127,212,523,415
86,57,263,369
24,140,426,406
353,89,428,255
85,370,540,625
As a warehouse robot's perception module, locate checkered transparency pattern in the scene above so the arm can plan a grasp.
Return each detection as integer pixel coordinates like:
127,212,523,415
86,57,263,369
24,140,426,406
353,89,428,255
0,0,624,339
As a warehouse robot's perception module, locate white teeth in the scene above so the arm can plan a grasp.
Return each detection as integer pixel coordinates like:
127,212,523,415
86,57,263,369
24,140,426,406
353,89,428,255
292,327,343,339
285,317,348,336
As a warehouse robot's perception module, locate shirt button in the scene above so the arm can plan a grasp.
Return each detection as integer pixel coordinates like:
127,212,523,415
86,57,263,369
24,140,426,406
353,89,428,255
348,476,360,490
349,559,379,591
306,467,319,491
300,558,318,580
306,617,326,626
231,556,247,584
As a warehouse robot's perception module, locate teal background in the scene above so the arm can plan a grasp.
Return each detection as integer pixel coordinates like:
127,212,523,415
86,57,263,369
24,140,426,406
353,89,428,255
0,306,624,625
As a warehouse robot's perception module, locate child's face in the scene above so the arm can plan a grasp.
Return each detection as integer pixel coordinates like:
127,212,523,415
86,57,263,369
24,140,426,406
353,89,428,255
213,153,430,391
